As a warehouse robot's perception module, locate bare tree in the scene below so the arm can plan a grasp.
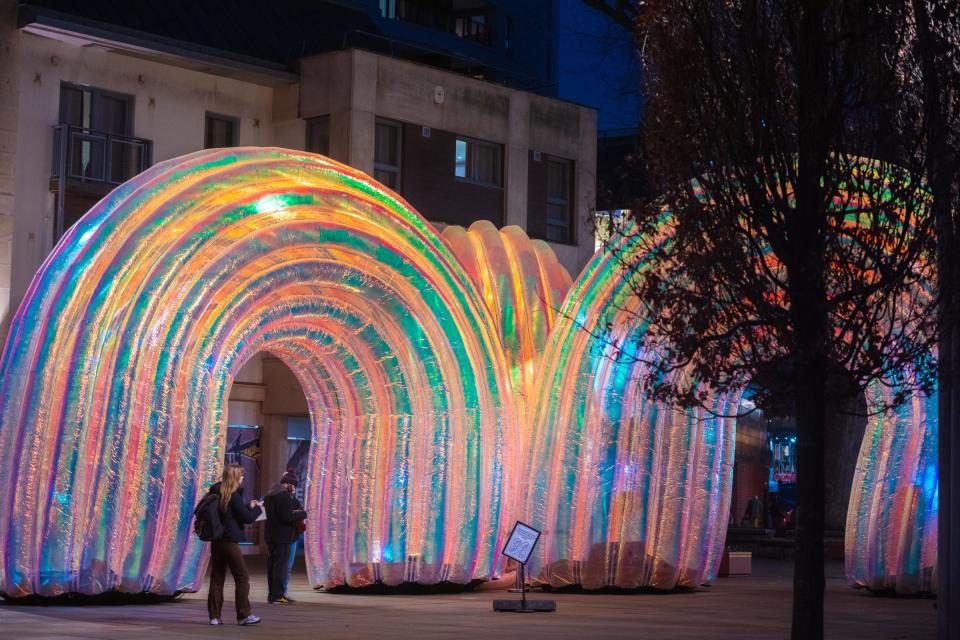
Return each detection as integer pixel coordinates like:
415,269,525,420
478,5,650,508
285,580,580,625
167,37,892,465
593,2,937,638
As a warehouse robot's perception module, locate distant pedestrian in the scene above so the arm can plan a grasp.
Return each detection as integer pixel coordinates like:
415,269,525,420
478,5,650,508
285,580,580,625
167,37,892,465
264,469,307,604
206,463,263,626
744,495,763,528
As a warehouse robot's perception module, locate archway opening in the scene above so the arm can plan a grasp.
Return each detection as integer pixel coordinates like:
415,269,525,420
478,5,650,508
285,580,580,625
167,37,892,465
223,352,313,562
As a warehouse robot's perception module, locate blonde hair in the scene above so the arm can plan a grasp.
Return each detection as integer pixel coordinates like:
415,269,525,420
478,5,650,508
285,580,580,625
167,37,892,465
219,463,244,513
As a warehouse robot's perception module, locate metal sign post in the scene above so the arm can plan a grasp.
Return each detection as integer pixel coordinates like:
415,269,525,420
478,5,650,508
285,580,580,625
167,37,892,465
493,521,556,613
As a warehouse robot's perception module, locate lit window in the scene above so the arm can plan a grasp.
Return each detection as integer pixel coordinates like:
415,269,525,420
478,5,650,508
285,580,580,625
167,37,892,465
455,139,468,178
454,137,502,187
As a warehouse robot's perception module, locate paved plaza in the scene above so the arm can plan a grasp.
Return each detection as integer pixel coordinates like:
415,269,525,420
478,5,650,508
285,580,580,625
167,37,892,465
0,558,934,639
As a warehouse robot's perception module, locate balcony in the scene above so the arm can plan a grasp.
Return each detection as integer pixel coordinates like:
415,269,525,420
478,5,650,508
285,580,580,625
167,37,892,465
50,124,153,238
381,0,493,46
52,124,152,187
453,15,491,45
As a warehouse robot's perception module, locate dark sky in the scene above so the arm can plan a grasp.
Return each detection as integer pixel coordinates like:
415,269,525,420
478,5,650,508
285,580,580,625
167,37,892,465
556,0,642,132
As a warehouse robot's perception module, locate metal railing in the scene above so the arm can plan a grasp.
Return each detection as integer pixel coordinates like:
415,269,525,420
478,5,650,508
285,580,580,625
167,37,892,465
51,124,153,239
52,124,152,186
454,16,491,45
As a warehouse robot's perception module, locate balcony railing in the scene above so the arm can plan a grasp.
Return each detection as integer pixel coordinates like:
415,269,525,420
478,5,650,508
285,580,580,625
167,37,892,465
51,124,152,187
454,16,491,45
51,124,153,239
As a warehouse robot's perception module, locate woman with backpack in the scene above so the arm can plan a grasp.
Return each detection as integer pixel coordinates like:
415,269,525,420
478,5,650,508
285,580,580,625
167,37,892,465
206,463,263,626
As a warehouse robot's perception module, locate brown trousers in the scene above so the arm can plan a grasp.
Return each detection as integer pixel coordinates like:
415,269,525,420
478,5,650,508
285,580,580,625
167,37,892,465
207,540,252,621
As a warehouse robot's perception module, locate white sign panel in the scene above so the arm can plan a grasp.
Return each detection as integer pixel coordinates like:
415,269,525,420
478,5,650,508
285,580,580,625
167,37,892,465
502,521,541,564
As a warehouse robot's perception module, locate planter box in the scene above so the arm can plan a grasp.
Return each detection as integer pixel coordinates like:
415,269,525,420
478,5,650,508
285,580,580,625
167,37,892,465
718,551,752,577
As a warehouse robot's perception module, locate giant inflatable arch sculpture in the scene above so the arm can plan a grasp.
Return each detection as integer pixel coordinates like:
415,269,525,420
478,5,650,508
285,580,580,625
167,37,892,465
0,148,938,597
0,148,518,596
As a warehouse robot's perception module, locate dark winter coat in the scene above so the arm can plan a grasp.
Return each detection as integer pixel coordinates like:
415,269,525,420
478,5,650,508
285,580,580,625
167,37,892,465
264,483,307,545
208,482,262,543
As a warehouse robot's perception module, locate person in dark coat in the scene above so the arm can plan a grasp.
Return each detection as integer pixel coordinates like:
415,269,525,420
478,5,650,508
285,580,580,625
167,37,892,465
206,463,263,625
264,470,307,604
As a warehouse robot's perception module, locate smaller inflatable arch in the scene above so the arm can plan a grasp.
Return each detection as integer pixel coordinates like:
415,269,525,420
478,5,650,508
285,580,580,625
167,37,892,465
441,220,573,415
846,280,938,594
524,161,938,592
0,148,519,597
523,213,738,590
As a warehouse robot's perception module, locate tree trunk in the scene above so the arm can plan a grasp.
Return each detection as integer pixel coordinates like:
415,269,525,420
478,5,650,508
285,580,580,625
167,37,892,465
932,141,959,640
931,100,959,640
938,289,959,640
824,389,866,533
790,2,831,638
912,2,960,636
791,357,827,639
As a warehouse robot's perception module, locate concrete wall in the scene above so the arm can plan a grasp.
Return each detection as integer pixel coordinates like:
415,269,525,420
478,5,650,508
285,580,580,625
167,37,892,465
401,122,504,226
0,0,19,338
3,35,596,321
1,17,599,341
8,29,275,319
300,49,597,275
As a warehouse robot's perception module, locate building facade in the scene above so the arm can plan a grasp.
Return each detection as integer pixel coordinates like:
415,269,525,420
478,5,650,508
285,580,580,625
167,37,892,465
0,0,596,552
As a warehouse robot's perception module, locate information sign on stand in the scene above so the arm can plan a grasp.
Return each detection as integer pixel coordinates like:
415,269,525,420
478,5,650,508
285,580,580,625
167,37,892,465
493,521,556,613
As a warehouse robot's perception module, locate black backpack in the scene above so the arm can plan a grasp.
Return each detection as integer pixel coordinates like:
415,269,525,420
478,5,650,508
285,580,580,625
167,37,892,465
193,493,225,541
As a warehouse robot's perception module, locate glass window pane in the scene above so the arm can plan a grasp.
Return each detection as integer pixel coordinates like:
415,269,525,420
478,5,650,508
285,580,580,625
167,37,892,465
375,122,398,165
59,87,85,127
476,144,498,184
374,168,398,189
97,95,130,135
306,116,330,155
546,223,567,243
547,203,567,224
455,139,468,178
547,161,566,200
205,115,236,149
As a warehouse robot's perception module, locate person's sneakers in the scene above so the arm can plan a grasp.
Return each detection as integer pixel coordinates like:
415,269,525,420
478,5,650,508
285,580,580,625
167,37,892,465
283,595,297,603
210,619,222,625
238,615,261,625
268,596,290,604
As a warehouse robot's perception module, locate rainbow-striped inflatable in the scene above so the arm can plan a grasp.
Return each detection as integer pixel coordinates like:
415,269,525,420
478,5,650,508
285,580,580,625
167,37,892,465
0,148,938,598
0,149,518,595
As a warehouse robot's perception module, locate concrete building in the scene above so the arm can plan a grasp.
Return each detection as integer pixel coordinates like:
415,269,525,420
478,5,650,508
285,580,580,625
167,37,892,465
0,0,596,552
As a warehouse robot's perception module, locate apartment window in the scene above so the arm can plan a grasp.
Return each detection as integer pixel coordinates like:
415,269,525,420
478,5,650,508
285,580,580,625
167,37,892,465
60,84,133,134
305,116,330,155
454,9,492,45
374,119,402,190
454,137,502,187
205,112,238,148
58,83,134,182
546,157,574,243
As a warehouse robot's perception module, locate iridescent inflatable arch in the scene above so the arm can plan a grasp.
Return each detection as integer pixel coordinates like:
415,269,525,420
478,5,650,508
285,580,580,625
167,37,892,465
522,215,740,589
441,221,572,412
0,148,938,598
846,376,938,593
0,148,518,596
520,161,938,592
